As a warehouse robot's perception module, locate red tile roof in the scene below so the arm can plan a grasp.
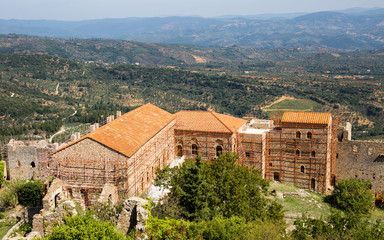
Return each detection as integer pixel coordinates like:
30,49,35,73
175,111,247,133
54,103,174,157
282,112,331,125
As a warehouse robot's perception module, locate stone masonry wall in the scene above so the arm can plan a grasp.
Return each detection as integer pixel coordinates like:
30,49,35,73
6,140,56,180
336,140,384,193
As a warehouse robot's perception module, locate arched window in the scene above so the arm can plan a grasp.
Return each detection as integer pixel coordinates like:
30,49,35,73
296,131,301,139
31,162,36,168
311,151,316,157
296,150,301,156
307,132,312,139
176,145,183,157
192,144,198,155
216,146,223,157
17,160,21,167
300,166,305,173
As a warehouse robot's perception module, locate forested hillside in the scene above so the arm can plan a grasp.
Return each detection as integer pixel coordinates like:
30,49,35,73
0,53,383,141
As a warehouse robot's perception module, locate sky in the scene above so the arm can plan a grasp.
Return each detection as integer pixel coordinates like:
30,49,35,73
1,0,384,20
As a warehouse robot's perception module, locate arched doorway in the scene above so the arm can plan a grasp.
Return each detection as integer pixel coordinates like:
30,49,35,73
176,145,183,157
273,172,280,181
311,178,316,190
331,175,336,186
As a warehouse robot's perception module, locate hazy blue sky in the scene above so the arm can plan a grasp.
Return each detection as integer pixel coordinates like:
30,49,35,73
1,0,384,20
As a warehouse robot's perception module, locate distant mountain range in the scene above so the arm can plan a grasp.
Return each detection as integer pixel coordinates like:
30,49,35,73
1,8,384,50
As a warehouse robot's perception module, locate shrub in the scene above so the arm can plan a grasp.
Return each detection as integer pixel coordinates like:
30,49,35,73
43,213,129,240
17,181,42,207
0,161,5,188
325,178,374,215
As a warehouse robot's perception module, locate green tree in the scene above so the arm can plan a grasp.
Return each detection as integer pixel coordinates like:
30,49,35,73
154,152,284,223
325,178,374,215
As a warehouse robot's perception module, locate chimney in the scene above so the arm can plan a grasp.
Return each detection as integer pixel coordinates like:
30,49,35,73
116,111,122,118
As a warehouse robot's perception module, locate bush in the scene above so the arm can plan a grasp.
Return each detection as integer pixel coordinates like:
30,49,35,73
325,179,374,215
43,213,130,240
292,211,384,240
17,181,42,207
190,216,285,240
0,181,24,209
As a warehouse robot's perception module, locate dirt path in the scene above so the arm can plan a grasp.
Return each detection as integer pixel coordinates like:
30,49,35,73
49,107,77,143
49,126,65,143
55,83,60,95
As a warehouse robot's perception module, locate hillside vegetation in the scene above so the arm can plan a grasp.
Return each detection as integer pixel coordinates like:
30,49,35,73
0,43,383,141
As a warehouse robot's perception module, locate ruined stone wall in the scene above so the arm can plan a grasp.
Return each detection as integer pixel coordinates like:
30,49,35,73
336,140,384,193
127,120,175,196
174,130,233,161
6,140,56,180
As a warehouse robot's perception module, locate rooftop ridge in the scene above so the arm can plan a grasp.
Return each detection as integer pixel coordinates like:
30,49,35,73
211,111,234,133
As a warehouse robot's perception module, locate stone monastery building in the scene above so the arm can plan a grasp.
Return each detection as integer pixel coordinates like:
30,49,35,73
7,103,384,209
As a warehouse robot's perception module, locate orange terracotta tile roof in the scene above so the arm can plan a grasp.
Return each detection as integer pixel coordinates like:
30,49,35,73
175,111,247,133
282,112,331,125
54,103,174,157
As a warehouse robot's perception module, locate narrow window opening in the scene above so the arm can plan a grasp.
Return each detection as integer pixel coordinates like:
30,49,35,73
216,146,223,157
307,132,312,139
192,144,198,155
300,166,305,173
296,131,301,139
296,150,301,156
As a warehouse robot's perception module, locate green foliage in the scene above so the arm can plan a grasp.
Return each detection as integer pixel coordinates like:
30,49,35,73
0,180,24,209
90,201,123,225
0,161,5,187
325,179,374,215
190,216,285,240
154,152,284,223
146,216,191,240
17,180,42,207
292,211,384,240
0,219,18,239
11,222,31,238
42,213,130,240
